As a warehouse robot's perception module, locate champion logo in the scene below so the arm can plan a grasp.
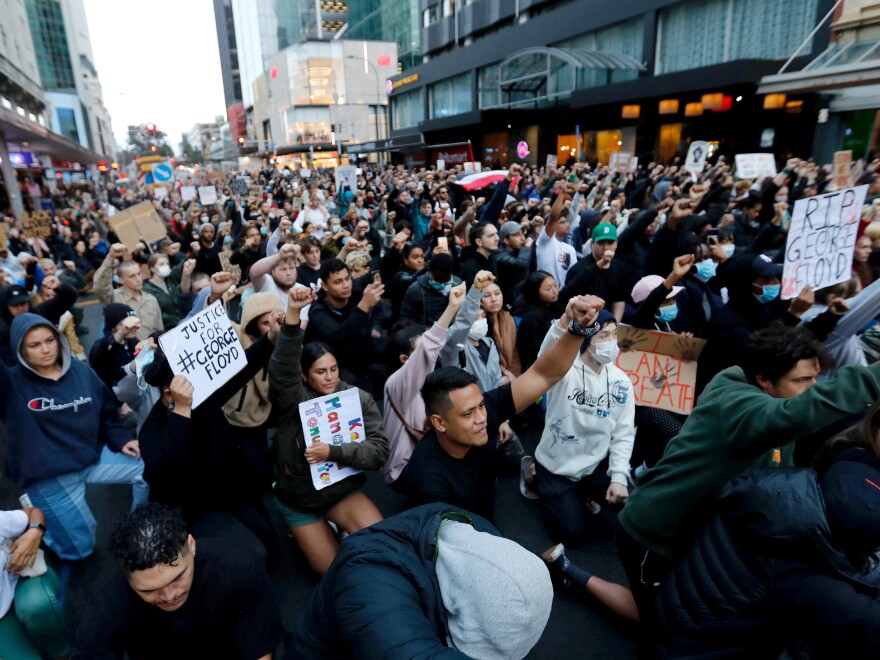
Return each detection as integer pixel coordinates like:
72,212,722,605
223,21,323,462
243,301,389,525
27,396,93,413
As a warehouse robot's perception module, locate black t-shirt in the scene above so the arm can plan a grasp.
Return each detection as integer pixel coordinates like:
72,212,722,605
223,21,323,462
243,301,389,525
72,538,285,660
297,264,321,290
399,384,515,520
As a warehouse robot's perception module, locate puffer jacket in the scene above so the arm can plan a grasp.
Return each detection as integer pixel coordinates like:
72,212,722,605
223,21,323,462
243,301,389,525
288,504,496,658
399,272,463,327
268,322,389,512
653,466,880,658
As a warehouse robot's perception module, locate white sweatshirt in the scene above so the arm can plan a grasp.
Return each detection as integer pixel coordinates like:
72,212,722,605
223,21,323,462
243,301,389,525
534,320,635,485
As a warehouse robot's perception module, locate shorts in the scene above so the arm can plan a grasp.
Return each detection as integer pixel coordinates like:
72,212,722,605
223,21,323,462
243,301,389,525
273,497,323,528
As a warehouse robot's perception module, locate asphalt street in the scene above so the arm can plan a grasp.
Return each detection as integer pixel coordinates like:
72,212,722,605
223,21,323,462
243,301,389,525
0,296,637,659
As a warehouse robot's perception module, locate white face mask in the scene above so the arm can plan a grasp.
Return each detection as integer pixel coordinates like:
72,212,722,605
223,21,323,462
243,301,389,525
468,318,489,341
156,264,172,279
590,339,619,365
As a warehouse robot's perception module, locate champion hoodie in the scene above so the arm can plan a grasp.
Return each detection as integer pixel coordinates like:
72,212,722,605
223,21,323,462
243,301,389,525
1,313,131,488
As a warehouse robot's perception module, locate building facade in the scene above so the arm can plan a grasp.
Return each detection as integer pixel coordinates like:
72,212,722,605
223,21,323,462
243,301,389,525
383,0,835,168
252,39,397,167
214,0,243,110
347,0,421,71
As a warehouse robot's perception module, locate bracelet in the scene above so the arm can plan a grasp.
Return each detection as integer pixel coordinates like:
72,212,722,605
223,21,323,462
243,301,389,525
568,318,601,338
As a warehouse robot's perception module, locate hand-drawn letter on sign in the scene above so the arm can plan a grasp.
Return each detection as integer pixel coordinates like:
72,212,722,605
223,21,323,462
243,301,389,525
615,326,706,415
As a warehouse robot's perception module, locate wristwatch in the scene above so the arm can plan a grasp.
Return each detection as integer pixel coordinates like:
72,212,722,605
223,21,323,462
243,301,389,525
28,522,47,534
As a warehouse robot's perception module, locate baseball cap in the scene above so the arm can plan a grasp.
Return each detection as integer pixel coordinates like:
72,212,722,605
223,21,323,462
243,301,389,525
5,285,29,307
631,275,683,304
499,221,524,240
751,254,784,278
592,223,618,243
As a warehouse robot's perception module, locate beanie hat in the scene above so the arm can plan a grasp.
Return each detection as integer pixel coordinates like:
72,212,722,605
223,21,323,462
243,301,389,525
435,521,553,659
430,252,454,275
103,303,136,334
579,309,617,353
820,459,880,556
239,292,284,340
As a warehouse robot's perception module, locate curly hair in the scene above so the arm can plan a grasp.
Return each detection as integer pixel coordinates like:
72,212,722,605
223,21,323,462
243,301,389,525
110,503,189,575
740,322,834,386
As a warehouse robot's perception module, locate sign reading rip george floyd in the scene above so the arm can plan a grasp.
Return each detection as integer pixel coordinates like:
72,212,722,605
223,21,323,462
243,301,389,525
615,326,706,415
781,185,868,299
298,388,365,491
158,301,246,408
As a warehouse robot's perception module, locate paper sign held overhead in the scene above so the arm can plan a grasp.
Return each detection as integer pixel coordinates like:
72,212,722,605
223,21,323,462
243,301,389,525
106,201,167,251
158,301,247,408
615,326,706,415
436,159,445,171
832,151,852,189
180,186,196,202
735,153,777,180
609,152,632,173
781,184,868,299
685,141,708,180
546,154,558,171
198,186,217,205
230,177,250,197
334,165,357,194
300,168,311,178
298,388,365,490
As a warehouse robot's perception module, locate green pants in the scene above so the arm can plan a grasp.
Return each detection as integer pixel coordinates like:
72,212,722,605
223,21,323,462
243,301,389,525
0,568,69,659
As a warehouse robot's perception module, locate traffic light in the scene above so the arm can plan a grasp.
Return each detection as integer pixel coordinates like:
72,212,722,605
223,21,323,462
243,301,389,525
146,122,156,134
150,146,157,152
238,137,246,145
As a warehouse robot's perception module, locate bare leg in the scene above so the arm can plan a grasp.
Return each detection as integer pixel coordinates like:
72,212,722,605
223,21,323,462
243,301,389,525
290,521,339,576
327,492,383,534
585,576,640,624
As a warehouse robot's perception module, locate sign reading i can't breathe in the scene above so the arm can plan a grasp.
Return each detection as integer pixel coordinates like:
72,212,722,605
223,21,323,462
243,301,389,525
781,184,868,299
298,388,365,490
158,301,246,408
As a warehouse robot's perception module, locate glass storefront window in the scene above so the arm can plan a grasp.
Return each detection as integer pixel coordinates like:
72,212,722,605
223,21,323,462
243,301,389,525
284,107,332,145
429,72,473,119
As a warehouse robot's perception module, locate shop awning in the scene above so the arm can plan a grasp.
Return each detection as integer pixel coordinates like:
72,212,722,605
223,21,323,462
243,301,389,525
344,133,424,153
0,106,106,164
757,37,880,94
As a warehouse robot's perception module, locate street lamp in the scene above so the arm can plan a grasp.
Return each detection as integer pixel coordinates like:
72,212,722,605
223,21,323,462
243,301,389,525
345,55,389,150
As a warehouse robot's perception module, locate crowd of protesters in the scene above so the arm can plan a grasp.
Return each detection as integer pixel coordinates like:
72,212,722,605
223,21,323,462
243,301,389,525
1,150,880,658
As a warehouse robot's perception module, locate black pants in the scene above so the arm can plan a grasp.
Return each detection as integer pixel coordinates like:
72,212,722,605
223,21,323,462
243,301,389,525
615,521,673,624
535,459,614,543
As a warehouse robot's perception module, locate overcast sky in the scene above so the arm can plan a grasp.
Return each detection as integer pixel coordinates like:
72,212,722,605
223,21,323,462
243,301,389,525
83,0,227,154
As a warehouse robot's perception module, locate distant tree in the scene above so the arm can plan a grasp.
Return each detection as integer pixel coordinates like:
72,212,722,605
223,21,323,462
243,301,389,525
181,143,202,164
127,123,174,157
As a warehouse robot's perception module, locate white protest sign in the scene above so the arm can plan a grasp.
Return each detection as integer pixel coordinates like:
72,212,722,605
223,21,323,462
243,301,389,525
474,162,482,172
158,301,247,408
152,186,169,201
463,162,475,174
436,159,445,171
609,151,632,173
334,165,357,194
181,185,196,202
198,185,217,205
629,156,639,173
781,184,868,299
685,141,708,181
735,153,777,180
298,388,366,490
300,168,311,178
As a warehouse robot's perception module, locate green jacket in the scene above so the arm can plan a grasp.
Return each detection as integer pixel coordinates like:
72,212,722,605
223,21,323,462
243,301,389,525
619,363,880,560
268,323,389,512
143,279,180,329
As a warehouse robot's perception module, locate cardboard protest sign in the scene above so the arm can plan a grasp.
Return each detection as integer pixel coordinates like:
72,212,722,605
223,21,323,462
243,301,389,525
158,301,246,408
21,211,54,239
735,153,777,180
0,222,8,248
248,185,263,199
334,165,357,194
298,388,365,490
231,177,250,196
181,186,196,202
198,186,217,205
107,201,167,250
685,141,708,181
218,250,242,283
781,184,868,299
615,326,706,415
833,151,852,189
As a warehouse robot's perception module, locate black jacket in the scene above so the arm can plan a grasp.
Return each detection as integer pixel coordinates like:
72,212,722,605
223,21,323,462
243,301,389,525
288,504,495,659
304,289,373,377
400,272,463,328
456,248,496,288
654,466,880,658
0,282,77,366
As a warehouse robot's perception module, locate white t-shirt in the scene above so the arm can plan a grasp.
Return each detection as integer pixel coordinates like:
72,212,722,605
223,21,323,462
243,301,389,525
258,277,311,321
296,206,328,239
536,230,578,287
0,510,28,618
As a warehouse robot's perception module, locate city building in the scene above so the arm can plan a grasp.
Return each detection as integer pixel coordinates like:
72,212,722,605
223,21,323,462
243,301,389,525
25,0,116,159
187,119,224,162
347,0,421,71
300,0,348,42
1,0,110,217
382,0,836,168
758,0,880,163
251,39,397,167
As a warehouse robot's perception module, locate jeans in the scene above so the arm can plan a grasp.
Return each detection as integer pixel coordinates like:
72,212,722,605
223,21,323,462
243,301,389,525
0,569,69,659
535,458,613,542
26,446,149,560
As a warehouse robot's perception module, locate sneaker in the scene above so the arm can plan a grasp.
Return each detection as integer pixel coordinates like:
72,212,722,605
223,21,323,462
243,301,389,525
542,543,573,588
520,455,538,500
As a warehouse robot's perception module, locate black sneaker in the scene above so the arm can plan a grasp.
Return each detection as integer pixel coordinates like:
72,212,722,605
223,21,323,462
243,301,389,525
542,543,573,587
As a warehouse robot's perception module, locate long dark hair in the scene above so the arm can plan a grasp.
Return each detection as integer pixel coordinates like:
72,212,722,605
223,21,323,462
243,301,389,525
384,322,424,378
302,341,337,374
523,270,556,307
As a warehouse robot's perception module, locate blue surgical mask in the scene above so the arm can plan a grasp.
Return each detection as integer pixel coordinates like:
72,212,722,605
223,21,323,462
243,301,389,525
695,258,716,282
134,347,155,390
429,277,452,296
721,244,735,258
754,284,780,304
657,303,678,322
260,226,267,236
